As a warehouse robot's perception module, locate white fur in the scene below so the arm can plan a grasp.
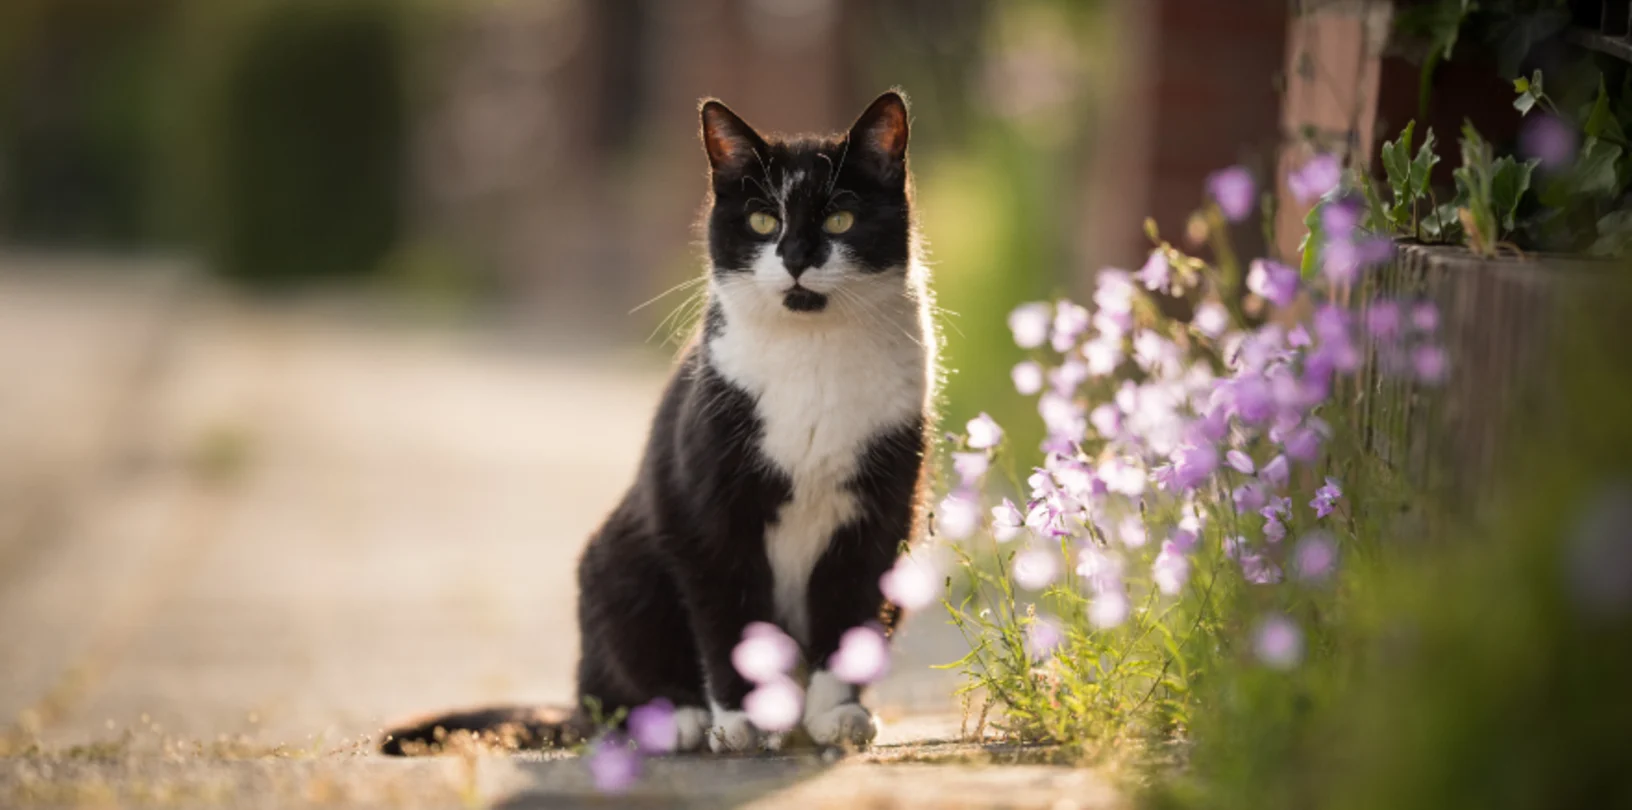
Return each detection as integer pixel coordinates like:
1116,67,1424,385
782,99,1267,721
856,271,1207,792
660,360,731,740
674,705,710,752
708,245,933,643
802,669,877,747
708,708,761,753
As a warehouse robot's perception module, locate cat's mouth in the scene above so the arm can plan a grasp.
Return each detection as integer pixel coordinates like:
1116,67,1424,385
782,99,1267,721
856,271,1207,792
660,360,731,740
782,287,828,313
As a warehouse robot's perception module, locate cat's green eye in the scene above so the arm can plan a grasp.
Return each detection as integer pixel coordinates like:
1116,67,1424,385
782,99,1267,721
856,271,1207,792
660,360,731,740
748,212,779,235
823,211,855,234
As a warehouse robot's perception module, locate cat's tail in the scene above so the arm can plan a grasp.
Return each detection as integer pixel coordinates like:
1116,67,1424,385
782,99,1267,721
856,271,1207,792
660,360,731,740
378,704,592,756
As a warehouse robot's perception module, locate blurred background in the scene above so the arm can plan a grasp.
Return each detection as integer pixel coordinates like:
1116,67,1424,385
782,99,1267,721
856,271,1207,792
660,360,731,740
0,0,1525,755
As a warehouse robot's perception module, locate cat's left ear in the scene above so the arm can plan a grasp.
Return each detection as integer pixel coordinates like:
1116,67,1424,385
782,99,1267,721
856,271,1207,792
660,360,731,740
847,91,910,182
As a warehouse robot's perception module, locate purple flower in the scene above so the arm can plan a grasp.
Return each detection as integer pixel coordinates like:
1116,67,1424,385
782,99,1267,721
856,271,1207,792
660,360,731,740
1311,477,1342,518
1089,403,1120,439
1234,481,1268,514
952,453,989,487
1283,427,1322,462
733,623,798,684
1170,528,1200,553
1232,377,1275,424
1222,535,1245,560
1323,240,1360,285
1025,615,1065,660
1254,615,1304,669
1294,532,1338,582
1094,270,1136,316
1172,443,1220,490
1052,301,1091,352
1356,236,1395,266
1049,359,1089,395
1208,166,1257,222
1263,515,1287,543
743,678,803,732
1321,196,1361,241
1240,552,1284,584
1138,250,1171,291
628,699,678,754
1083,336,1122,376
1289,153,1342,202
1412,345,1448,384
829,624,890,685
881,554,940,611
1116,514,1148,549
936,489,981,540
1411,301,1440,334
1365,300,1401,339
1039,393,1087,442
1090,589,1130,629
1008,303,1051,349
991,498,1025,542
1076,546,1125,592
1194,301,1230,338
1226,449,1256,474
1013,546,1060,590
1247,259,1300,308
1153,541,1191,595
1259,454,1290,488
589,735,642,793
1012,361,1044,395
966,413,1004,449
1288,324,1313,348
1519,114,1577,171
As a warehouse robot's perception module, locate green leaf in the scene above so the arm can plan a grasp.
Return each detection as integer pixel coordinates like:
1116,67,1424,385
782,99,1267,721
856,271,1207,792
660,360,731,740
1359,172,1390,234
1411,127,1440,198
1300,201,1324,281
1574,137,1623,198
1382,120,1416,196
1588,210,1632,256
1584,76,1625,144
1421,201,1464,242
1489,156,1537,232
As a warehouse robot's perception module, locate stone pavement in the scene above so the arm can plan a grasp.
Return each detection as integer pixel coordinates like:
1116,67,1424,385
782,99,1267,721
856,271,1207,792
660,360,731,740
0,257,1120,808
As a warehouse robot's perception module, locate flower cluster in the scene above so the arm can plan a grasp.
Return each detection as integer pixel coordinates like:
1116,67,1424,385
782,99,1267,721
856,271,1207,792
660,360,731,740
919,152,1450,690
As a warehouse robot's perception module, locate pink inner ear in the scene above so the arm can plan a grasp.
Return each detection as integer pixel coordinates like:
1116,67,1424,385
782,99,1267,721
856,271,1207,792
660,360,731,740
863,104,908,160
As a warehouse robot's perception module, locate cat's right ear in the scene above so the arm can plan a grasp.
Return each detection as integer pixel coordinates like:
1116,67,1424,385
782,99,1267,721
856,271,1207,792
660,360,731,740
700,100,765,176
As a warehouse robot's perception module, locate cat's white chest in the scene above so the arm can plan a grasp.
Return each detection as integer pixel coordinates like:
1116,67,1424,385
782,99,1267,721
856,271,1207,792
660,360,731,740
707,298,928,642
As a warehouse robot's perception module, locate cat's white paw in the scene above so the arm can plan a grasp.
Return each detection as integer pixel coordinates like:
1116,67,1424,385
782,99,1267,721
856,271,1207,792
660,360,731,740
673,706,710,752
708,710,761,753
804,702,877,747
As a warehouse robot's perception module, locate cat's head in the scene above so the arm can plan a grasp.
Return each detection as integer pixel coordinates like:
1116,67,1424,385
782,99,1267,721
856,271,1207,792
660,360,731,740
700,92,913,319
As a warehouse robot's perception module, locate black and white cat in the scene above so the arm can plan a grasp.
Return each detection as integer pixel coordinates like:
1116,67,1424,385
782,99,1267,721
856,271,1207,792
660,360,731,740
382,91,935,755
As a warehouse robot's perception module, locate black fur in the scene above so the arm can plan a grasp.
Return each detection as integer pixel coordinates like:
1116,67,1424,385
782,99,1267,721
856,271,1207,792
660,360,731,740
380,91,927,755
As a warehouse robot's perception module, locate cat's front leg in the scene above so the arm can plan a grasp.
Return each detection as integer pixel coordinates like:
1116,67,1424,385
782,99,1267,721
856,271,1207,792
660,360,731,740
799,520,904,748
669,543,778,753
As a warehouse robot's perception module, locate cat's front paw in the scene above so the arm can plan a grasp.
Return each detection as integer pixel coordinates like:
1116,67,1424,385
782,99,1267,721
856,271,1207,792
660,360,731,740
673,706,711,752
707,710,762,753
804,702,877,748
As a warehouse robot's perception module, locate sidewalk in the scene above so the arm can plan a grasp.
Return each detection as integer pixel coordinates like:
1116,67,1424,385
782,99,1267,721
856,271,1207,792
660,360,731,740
0,259,1117,808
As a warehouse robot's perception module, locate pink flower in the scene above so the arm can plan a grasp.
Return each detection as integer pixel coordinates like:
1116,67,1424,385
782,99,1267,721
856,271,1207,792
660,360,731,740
589,735,642,793
1294,532,1338,583
1289,153,1342,202
1138,250,1171,291
1013,546,1060,590
733,622,798,684
966,413,1004,449
1254,615,1304,669
952,453,989,487
829,625,890,685
1194,301,1230,338
627,699,678,754
1153,542,1190,595
991,498,1025,542
1208,166,1256,221
1025,615,1065,660
1012,361,1045,395
1090,589,1130,628
936,490,981,540
743,678,803,732
880,553,940,611
1008,303,1051,349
